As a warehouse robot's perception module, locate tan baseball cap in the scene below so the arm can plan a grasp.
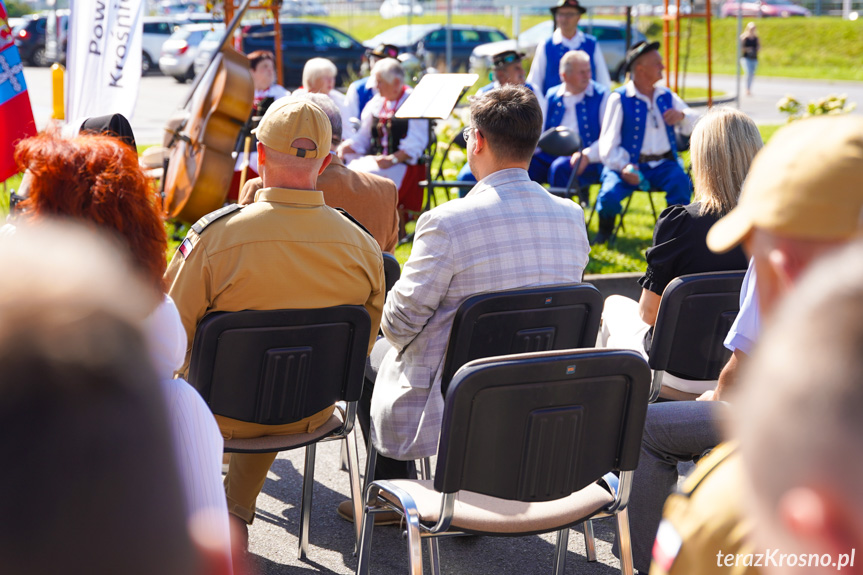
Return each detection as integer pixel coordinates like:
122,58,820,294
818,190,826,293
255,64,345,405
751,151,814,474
251,98,331,159
707,115,863,254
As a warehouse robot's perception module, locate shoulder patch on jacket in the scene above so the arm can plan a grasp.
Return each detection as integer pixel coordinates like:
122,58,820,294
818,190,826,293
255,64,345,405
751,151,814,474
334,207,374,239
191,204,242,235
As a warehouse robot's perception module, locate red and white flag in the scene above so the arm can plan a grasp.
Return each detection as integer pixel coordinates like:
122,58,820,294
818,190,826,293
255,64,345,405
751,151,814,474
0,0,37,182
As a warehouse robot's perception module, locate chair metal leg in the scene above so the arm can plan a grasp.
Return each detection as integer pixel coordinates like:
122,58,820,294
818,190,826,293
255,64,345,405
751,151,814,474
610,193,635,244
405,507,425,575
340,439,349,471
583,519,597,562
615,508,635,575
553,527,570,575
298,443,316,560
417,457,440,575
345,431,363,552
364,438,378,492
647,190,659,221
356,487,378,575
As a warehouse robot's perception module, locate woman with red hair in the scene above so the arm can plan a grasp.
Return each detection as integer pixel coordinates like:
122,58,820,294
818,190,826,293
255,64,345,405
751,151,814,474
12,131,232,565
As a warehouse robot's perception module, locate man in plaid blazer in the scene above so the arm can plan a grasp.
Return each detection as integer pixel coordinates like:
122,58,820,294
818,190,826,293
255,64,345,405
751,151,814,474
338,86,591,524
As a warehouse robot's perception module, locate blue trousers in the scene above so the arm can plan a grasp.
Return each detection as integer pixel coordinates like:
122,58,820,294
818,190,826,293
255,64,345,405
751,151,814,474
528,151,556,184
549,157,603,190
596,160,692,218
456,163,476,198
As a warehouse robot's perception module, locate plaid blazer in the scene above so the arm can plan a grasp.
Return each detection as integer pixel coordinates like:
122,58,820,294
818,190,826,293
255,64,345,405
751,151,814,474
370,168,591,460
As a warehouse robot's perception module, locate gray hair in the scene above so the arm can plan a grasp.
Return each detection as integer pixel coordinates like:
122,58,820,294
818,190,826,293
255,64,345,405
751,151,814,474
690,107,762,216
559,50,590,76
371,58,405,86
294,92,342,147
302,58,337,92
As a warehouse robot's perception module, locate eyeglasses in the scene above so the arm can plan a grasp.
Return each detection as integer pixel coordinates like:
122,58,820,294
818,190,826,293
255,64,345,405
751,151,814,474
463,126,480,142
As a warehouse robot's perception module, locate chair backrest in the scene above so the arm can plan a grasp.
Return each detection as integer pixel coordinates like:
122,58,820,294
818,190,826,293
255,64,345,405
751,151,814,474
187,306,371,425
440,283,603,396
383,252,401,296
434,349,650,501
537,125,581,157
648,271,746,380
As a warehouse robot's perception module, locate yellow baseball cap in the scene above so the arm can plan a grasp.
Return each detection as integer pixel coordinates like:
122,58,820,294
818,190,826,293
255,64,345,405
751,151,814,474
251,98,331,159
707,115,863,254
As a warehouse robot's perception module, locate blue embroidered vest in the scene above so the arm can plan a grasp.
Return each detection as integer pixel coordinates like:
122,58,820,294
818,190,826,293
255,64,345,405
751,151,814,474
543,81,606,148
616,86,677,163
351,77,375,116
542,33,597,95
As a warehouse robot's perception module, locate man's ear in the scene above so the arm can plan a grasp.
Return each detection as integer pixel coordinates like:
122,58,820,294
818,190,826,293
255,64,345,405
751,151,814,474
767,247,798,294
472,130,485,155
779,487,861,566
257,142,266,167
318,152,333,175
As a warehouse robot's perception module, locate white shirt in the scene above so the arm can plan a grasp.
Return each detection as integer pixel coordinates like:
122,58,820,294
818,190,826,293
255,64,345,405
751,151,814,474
143,295,231,560
598,81,698,172
527,28,612,92
254,84,290,103
344,88,429,163
549,82,608,163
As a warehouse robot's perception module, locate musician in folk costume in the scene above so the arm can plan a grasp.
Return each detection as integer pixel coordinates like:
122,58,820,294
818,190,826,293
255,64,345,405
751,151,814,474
529,50,607,203
337,58,428,192
527,0,611,96
344,43,400,125
595,41,697,245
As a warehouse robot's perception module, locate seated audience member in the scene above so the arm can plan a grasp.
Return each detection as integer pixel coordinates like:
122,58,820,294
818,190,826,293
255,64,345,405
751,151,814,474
732,240,863,575
529,50,607,203
335,85,590,525
0,223,231,575
345,43,400,124
456,49,545,187
596,41,697,244
78,113,138,149
12,132,231,563
338,58,429,229
641,116,863,575
239,93,400,253
598,107,756,400
165,98,383,550
293,57,353,140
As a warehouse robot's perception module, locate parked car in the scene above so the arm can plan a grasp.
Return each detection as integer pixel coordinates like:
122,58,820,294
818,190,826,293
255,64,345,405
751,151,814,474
160,23,224,82
239,20,366,88
192,27,227,77
380,0,424,19
469,20,647,83
13,14,47,66
280,0,329,16
144,14,218,75
44,9,69,65
720,0,811,16
364,24,508,72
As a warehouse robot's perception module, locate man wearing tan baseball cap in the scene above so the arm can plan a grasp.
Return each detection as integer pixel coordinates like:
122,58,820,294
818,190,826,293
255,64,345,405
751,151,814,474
165,97,384,566
644,115,863,575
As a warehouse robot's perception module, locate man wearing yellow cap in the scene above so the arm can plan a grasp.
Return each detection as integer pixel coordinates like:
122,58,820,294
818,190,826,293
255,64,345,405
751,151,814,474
643,115,863,575
164,98,384,549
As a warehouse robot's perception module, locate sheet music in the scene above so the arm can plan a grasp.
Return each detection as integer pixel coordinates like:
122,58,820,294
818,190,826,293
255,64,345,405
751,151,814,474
396,74,478,120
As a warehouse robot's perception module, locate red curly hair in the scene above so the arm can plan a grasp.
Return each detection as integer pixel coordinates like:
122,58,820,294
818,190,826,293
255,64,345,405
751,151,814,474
15,133,168,294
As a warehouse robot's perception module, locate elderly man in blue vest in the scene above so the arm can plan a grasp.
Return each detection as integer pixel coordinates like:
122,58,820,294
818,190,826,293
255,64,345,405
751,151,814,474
456,50,545,188
529,50,607,204
527,0,611,97
595,41,697,244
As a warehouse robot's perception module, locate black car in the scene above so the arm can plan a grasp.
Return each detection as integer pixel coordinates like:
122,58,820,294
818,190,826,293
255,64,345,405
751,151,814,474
13,14,47,67
239,21,366,89
364,24,508,72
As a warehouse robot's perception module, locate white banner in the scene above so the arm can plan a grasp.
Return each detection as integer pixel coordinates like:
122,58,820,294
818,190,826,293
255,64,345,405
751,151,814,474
66,0,143,124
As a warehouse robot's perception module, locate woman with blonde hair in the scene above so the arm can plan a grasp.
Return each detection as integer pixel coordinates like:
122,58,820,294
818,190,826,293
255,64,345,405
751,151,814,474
599,107,761,399
740,22,760,96
294,57,353,139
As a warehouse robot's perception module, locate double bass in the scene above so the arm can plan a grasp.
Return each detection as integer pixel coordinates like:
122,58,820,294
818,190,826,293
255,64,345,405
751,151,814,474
162,0,254,223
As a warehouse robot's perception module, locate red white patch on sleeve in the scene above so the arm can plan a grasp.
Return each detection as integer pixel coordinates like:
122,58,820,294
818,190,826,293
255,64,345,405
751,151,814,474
652,519,683,572
179,238,194,259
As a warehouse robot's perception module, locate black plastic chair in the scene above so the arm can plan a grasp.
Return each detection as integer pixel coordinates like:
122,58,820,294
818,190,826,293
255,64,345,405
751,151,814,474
538,125,585,202
357,349,651,575
187,306,371,558
383,252,401,296
647,270,746,401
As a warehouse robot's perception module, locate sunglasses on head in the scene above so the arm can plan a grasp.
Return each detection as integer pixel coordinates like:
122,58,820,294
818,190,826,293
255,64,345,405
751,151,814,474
494,53,521,67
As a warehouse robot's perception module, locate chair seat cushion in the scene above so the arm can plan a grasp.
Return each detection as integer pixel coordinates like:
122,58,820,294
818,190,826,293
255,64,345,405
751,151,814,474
223,412,344,454
381,479,614,536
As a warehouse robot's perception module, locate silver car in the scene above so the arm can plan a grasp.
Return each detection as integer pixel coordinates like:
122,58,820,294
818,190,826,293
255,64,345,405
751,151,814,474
470,20,647,84
192,28,228,77
159,22,224,83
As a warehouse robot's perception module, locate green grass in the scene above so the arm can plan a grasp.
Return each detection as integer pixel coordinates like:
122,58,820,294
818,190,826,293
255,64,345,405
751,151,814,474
640,16,863,82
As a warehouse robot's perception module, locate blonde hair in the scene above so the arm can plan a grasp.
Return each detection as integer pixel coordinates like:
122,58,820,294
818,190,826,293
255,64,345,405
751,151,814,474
302,58,337,92
740,22,757,40
690,107,762,216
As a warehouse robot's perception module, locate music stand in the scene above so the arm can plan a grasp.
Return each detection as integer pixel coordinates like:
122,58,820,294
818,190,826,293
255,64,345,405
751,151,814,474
395,73,477,243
